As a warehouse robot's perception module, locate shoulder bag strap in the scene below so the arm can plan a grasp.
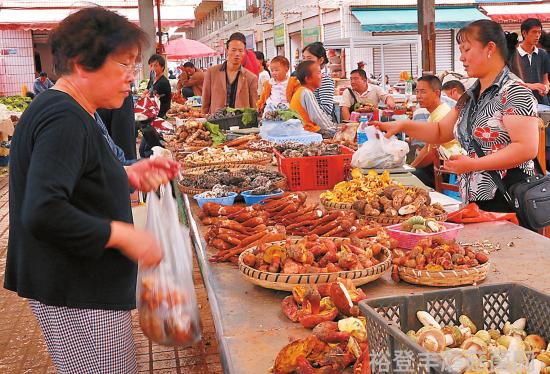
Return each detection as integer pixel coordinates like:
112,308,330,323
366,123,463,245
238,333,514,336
348,88,358,107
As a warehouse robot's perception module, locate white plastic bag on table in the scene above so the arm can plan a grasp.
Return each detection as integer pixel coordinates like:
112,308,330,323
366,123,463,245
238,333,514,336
260,119,304,138
137,183,201,346
351,126,409,169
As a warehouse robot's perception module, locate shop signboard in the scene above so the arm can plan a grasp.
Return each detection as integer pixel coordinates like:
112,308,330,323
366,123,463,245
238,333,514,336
1,48,17,56
223,0,246,11
260,0,273,22
245,34,255,49
274,24,285,46
302,27,321,45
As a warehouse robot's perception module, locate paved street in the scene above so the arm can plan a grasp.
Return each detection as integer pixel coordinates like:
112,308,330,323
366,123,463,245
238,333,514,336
0,174,222,374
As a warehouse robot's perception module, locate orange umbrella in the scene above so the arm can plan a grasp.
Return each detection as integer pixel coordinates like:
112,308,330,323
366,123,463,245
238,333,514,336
165,38,220,60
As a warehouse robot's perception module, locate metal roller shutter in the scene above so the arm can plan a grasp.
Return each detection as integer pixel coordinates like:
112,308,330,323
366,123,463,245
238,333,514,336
323,22,341,42
265,38,276,60
435,29,452,73
373,34,419,83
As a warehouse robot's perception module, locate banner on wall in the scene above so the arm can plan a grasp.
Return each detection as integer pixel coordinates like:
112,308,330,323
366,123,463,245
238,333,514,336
260,0,273,22
274,24,285,46
245,34,255,49
223,0,246,11
302,27,321,45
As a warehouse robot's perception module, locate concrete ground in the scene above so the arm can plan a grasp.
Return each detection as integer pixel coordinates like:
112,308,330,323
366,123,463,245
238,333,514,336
0,173,222,374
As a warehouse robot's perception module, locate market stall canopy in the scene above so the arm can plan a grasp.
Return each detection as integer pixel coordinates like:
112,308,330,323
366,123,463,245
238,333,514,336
481,3,550,23
165,38,219,60
0,6,194,30
351,7,488,32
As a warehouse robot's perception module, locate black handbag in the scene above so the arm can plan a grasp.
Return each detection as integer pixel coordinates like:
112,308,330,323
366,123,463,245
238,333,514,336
471,140,550,230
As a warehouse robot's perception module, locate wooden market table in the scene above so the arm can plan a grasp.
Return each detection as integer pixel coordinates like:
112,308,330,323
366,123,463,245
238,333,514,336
182,190,550,374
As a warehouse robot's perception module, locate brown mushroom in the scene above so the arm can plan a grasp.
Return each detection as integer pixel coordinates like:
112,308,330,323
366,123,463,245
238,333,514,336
417,328,446,352
524,335,546,353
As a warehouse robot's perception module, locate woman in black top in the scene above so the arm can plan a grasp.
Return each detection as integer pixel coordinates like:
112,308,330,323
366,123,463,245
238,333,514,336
4,7,178,373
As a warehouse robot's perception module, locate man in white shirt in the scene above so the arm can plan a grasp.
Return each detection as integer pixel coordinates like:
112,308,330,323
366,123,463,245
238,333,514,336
340,69,395,121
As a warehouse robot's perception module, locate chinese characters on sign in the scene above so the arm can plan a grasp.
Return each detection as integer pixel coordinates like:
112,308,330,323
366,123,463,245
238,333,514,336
260,0,273,22
274,24,285,46
223,0,246,12
302,27,320,45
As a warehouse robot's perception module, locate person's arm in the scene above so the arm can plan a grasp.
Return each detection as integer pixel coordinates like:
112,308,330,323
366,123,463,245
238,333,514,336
317,75,335,116
410,145,436,168
385,95,396,109
201,69,212,114
444,84,539,174
302,89,336,136
341,106,352,121
33,81,41,94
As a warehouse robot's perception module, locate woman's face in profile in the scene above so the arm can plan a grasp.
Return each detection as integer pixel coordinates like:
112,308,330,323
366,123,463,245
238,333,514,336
91,46,139,109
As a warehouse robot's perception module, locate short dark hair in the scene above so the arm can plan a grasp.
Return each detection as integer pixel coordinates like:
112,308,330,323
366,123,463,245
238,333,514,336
417,75,442,92
541,31,550,52
456,19,508,62
227,32,246,48
350,69,367,80
39,71,48,77
49,6,148,76
148,54,166,69
271,56,289,69
295,60,316,85
302,42,328,67
255,51,265,62
442,80,465,94
521,18,542,37
183,62,195,68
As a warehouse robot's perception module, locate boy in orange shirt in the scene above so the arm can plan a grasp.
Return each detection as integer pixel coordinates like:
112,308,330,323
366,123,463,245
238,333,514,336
257,56,290,115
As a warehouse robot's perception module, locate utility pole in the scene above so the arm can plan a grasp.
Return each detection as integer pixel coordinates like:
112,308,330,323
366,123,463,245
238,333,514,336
417,0,436,75
138,0,156,76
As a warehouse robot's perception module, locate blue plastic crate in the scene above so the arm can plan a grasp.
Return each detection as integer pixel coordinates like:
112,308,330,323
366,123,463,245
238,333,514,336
193,192,238,208
240,190,284,205
263,132,322,145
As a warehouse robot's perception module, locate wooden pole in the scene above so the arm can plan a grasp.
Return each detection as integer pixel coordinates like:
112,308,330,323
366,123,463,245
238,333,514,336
417,0,436,75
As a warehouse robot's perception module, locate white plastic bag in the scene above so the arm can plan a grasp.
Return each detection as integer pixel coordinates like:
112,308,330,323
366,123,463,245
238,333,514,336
137,183,201,346
351,126,409,169
260,118,304,138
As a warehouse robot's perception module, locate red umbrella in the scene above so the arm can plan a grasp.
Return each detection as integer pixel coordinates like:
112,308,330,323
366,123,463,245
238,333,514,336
165,38,220,60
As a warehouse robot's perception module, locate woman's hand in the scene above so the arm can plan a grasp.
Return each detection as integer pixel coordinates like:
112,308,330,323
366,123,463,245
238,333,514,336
108,222,163,268
442,155,478,174
127,157,179,192
372,120,408,138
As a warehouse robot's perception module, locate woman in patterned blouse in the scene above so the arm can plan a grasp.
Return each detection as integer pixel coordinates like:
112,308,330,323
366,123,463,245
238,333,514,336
378,20,539,212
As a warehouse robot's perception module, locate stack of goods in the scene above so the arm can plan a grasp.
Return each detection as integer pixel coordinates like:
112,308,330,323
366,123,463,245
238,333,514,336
241,234,391,274
195,185,234,199
321,169,395,206
207,107,258,129
180,167,286,194
275,142,342,157
218,135,275,153
166,103,202,119
181,147,271,167
168,120,213,152
351,185,447,221
0,95,31,113
200,193,382,263
322,138,358,151
273,280,371,373
406,313,549,374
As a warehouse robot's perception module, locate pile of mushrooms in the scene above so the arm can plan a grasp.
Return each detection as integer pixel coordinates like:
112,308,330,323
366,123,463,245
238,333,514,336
405,311,550,373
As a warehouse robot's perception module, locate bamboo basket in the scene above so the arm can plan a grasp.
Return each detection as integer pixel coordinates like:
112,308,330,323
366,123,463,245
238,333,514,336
397,262,490,287
177,176,287,195
181,164,269,178
181,154,272,168
238,241,392,291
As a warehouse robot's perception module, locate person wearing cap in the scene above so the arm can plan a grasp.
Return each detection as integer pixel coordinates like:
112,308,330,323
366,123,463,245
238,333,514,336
202,32,258,114
33,72,54,95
